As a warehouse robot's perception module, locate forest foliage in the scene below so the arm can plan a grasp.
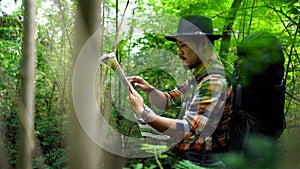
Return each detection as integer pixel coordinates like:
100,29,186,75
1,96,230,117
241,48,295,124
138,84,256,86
0,0,299,168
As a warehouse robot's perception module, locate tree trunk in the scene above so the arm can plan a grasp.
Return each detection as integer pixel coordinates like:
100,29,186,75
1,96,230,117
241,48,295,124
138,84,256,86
68,0,101,168
68,0,125,168
17,0,37,168
219,0,243,60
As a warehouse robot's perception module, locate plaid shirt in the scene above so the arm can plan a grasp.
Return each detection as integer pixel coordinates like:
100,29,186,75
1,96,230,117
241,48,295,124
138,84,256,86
164,61,232,152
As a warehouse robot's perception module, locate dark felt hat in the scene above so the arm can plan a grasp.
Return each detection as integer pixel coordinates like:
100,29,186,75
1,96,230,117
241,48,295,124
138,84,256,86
165,15,223,42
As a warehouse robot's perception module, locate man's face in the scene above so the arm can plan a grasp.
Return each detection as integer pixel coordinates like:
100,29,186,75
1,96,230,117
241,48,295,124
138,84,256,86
176,38,202,69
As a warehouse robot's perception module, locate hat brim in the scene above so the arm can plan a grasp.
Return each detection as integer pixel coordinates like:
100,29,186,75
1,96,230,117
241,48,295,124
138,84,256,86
165,33,223,42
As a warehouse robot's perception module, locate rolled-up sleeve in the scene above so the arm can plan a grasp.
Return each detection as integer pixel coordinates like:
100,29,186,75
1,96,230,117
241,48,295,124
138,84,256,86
164,79,190,108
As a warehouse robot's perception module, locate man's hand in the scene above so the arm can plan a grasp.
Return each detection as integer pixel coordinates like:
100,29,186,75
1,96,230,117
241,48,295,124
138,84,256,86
128,87,144,116
127,76,155,95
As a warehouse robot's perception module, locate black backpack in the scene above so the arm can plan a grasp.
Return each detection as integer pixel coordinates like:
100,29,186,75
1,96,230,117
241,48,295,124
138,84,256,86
227,31,286,152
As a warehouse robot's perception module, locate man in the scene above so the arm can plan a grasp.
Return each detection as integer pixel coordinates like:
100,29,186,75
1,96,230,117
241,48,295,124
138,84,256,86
128,15,232,168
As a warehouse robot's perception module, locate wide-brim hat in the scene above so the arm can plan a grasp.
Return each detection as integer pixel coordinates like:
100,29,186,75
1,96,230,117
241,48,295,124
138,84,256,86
165,15,223,42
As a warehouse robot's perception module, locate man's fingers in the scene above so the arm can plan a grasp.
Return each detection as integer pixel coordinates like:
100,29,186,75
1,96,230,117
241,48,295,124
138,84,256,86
134,83,142,88
128,85,138,96
127,76,136,85
127,76,137,80
128,87,136,102
128,84,135,94
127,77,141,88
127,76,133,81
127,76,143,82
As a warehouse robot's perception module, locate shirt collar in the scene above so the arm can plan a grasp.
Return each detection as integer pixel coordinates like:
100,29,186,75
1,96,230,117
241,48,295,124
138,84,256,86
192,59,225,81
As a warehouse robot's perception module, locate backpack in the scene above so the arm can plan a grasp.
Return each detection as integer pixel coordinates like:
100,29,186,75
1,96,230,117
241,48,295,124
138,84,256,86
227,31,286,152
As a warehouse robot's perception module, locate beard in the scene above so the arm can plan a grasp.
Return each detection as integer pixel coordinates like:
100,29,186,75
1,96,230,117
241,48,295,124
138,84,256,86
180,55,202,70
182,62,198,70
